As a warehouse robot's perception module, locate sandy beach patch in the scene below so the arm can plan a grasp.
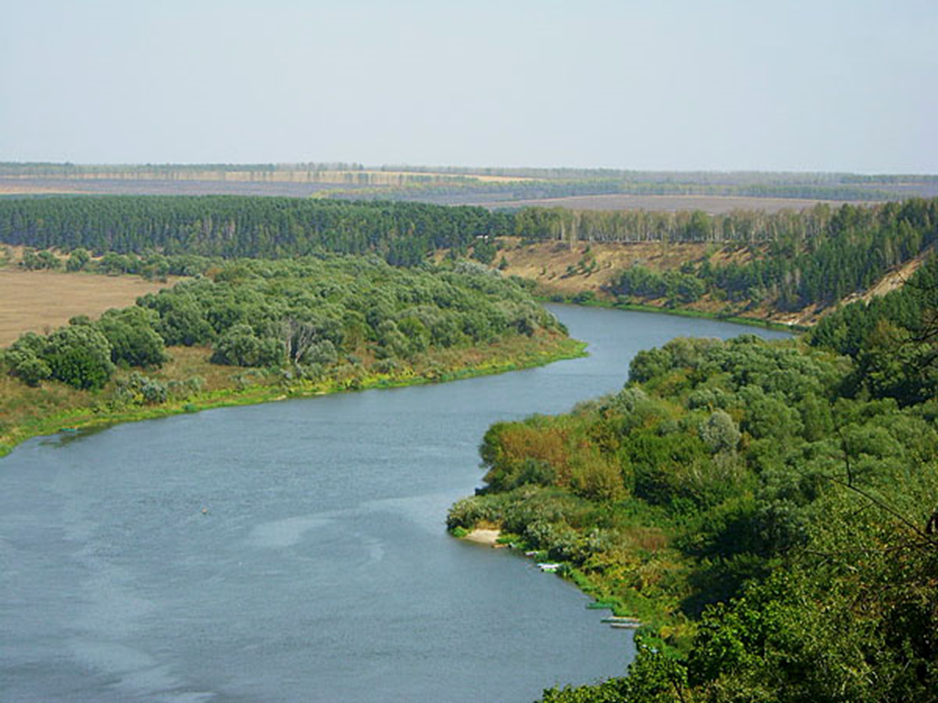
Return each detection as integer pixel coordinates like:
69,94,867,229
463,528,501,546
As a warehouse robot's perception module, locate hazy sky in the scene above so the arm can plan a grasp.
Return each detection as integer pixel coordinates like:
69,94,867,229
2,0,936,172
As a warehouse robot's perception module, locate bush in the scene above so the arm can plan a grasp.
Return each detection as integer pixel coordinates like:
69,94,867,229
113,372,168,405
168,376,205,400
97,307,167,367
66,248,91,272
212,324,285,367
41,325,115,390
4,347,52,386
300,340,338,366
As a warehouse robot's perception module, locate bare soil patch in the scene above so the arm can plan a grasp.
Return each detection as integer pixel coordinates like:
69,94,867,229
0,269,178,346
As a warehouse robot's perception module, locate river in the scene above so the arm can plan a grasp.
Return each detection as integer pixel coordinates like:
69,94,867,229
0,305,789,702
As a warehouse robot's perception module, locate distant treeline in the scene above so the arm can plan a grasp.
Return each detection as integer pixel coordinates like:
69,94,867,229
334,179,898,203
4,163,929,202
0,162,371,177
5,195,934,266
4,161,936,185
603,199,938,311
4,196,937,313
0,196,510,266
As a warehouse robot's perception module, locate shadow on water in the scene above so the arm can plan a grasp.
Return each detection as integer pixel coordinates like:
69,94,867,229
40,424,112,449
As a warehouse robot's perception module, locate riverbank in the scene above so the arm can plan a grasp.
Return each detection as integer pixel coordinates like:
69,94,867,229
540,295,807,333
0,335,587,459
447,330,810,653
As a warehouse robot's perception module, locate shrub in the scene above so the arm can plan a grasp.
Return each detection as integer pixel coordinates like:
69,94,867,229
698,410,741,454
212,324,285,367
97,307,167,367
41,325,115,390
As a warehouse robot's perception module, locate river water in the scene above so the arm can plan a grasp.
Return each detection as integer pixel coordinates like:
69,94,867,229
0,306,788,702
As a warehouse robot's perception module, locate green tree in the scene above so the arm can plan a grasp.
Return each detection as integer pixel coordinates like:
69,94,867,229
43,325,115,390
66,247,91,272
97,307,167,367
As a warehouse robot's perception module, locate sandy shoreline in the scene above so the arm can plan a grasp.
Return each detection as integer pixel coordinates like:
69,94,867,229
463,528,501,546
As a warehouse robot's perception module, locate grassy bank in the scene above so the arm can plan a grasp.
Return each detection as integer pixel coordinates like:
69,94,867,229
0,334,586,460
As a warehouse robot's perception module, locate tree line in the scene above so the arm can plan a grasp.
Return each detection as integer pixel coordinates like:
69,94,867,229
0,196,511,266
4,195,932,260
4,195,936,314
605,198,938,311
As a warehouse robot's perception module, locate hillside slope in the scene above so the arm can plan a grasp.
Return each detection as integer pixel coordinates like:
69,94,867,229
486,237,936,328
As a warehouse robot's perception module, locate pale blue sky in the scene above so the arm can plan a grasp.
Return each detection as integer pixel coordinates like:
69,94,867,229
2,0,936,172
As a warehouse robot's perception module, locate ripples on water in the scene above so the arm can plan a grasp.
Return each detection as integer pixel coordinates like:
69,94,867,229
0,306,789,702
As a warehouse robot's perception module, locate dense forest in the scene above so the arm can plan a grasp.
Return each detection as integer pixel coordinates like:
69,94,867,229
0,255,574,453
3,197,937,316
449,262,938,702
0,196,510,266
5,194,938,340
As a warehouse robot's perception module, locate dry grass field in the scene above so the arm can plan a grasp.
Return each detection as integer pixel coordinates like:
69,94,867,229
0,169,529,184
472,193,872,214
487,237,752,296
0,269,178,346
0,169,529,198
0,183,96,195
0,177,350,197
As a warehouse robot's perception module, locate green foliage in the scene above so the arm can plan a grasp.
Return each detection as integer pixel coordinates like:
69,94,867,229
472,238,497,264
211,324,285,367
600,199,938,315
20,248,61,270
454,330,938,702
113,371,168,406
0,195,504,266
811,257,938,405
65,247,91,272
698,410,740,453
8,195,934,322
609,266,706,305
42,325,115,390
4,255,565,408
97,306,167,367
7,325,115,390
4,334,52,386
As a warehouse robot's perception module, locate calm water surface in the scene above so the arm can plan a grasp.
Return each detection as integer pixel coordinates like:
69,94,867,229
0,306,788,702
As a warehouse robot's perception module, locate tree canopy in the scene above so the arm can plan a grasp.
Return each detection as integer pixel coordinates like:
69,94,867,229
452,318,938,701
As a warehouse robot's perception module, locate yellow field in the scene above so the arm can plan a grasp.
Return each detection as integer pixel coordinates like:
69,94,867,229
0,269,178,346
0,184,95,195
0,169,530,186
